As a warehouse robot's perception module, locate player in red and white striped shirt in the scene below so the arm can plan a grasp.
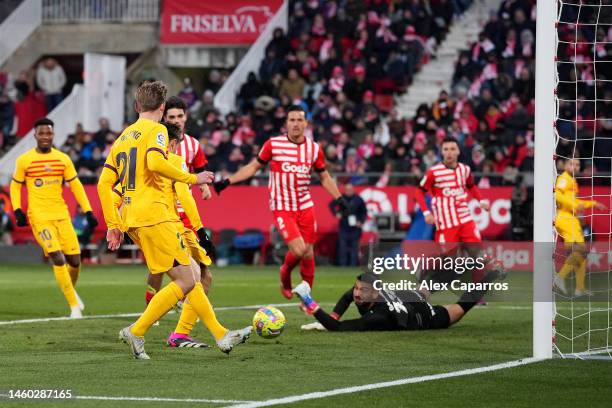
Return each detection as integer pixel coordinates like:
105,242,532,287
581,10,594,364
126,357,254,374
416,137,501,297
143,96,215,308
214,106,348,298
415,137,487,244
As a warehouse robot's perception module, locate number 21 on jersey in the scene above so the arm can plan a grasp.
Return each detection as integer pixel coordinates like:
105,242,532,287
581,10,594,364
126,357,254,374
116,147,137,193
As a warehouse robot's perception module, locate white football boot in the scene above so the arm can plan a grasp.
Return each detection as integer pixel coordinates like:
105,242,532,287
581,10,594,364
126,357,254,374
216,326,252,354
119,326,150,360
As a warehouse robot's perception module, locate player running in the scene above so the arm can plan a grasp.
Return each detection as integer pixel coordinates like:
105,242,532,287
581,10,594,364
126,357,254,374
98,80,250,359
143,96,215,308
213,105,348,298
553,158,605,297
10,118,97,319
415,137,500,300
293,269,505,331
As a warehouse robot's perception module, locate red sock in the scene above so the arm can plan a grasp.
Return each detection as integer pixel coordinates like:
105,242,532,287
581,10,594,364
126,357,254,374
145,285,157,305
300,257,315,288
281,251,300,289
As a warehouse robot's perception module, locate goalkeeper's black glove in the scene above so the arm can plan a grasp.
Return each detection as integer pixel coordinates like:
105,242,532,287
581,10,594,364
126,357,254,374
85,211,99,228
14,209,27,227
197,228,216,261
336,197,350,217
213,179,230,195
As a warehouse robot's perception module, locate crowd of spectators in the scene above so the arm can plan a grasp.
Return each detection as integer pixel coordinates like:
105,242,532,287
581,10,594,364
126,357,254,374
178,0,467,186
6,0,610,189
0,58,67,153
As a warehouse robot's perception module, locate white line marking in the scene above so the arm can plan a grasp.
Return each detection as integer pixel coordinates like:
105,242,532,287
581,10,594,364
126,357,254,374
224,358,543,408
0,303,299,326
75,395,256,404
0,394,255,404
1,304,592,326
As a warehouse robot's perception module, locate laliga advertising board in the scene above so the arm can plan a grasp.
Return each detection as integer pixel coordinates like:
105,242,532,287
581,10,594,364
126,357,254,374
160,0,284,45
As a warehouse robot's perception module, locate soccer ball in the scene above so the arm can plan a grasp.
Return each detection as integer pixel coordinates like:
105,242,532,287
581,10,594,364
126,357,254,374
252,306,286,339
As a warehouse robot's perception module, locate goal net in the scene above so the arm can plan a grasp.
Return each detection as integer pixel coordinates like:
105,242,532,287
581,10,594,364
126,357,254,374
550,0,612,359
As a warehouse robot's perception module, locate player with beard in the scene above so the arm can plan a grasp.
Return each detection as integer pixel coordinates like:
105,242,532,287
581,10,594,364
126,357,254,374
294,271,505,332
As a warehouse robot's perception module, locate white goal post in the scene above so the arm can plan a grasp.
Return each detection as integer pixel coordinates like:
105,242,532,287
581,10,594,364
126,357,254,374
535,0,612,360
533,0,556,360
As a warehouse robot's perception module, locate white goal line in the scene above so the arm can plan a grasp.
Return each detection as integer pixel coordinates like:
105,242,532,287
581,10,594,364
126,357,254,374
223,357,543,408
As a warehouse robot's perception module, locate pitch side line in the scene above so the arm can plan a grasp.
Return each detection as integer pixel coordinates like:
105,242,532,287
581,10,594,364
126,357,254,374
224,357,543,408
0,394,256,404
1,304,590,326
0,303,299,326
76,396,256,404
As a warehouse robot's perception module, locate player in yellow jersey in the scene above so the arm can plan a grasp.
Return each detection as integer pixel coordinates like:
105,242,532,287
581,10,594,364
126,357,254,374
553,158,606,297
158,122,216,348
116,122,216,348
9,118,97,318
97,80,251,359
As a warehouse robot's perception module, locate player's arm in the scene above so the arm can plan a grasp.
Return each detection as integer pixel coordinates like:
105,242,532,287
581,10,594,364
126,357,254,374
64,157,98,227
229,159,264,184
319,170,342,200
293,282,386,331
331,288,355,320
174,181,203,231
9,157,27,226
147,129,212,185
215,139,272,194
315,144,349,213
416,170,434,224
213,159,264,194
97,163,122,231
577,196,605,210
465,172,487,210
192,144,212,200
554,176,578,212
313,308,389,331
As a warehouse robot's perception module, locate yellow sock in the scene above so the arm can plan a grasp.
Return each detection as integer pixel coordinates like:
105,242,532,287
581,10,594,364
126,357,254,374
186,283,228,341
575,257,587,291
131,281,184,337
67,264,80,286
174,300,198,335
558,251,582,279
52,264,78,308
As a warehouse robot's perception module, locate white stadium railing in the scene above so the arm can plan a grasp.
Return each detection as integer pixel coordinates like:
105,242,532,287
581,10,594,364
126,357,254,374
0,0,42,68
0,84,84,185
214,0,288,116
42,0,159,23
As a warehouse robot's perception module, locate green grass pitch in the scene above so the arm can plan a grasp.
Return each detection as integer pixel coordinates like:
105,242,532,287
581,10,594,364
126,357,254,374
0,264,610,407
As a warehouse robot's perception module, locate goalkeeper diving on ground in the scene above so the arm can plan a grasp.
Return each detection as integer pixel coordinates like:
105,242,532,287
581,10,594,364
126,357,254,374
295,267,506,332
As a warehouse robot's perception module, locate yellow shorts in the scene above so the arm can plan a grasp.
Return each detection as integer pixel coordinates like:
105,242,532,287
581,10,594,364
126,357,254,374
31,218,80,255
179,224,212,267
128,221,191,274
555,215,584,244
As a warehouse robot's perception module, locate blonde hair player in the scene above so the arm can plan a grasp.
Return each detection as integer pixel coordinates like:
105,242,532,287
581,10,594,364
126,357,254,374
97,80,251,359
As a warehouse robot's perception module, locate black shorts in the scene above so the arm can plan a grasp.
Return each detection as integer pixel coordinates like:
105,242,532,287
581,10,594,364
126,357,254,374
429,306,451,329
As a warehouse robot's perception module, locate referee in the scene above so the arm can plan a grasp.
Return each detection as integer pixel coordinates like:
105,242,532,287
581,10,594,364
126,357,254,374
294,271,504,332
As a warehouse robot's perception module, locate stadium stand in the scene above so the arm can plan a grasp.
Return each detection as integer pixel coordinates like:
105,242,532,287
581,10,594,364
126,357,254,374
6,0,593,191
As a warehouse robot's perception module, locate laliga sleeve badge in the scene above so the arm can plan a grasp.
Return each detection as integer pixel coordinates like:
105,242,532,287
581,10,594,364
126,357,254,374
156,133,167,148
